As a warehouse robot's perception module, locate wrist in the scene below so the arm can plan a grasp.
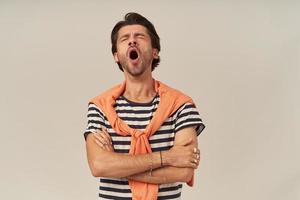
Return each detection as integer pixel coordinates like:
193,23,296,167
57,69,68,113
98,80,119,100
161,150,171,166
150,152,162,169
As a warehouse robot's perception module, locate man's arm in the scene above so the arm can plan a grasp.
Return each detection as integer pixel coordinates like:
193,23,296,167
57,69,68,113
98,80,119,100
85,128,198,178
127,166,194,184
128,126,199,184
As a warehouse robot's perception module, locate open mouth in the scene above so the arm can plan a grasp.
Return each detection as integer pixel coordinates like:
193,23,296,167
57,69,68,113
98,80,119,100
129,49,139,60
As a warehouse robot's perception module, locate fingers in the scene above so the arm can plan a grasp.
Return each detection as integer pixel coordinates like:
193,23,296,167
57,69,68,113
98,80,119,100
93,134,105,149
190,157,200,169
92,127,113,151
100,127,113,151
193,147,200,154
169,145,200,168
193,152,200,160
97,126,111,145
192,147,200,168
93,133,112,151
107,143,114,152
193,162,199,169
101,126,112,145
193,148,200,159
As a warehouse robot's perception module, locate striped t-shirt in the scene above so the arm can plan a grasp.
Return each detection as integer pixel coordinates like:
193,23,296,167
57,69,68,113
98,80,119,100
84,94,205,200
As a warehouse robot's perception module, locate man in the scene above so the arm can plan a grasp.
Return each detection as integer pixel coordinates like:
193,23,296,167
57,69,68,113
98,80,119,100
84,12,205,200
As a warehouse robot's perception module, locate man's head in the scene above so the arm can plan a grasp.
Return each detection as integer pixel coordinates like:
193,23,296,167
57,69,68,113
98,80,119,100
111,12,160,74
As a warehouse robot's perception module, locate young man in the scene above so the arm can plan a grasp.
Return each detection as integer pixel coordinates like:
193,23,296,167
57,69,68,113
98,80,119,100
84,13,205,200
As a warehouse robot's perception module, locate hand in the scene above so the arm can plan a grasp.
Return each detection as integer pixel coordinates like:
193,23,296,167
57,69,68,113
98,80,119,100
92,126,114,152
164,138,200,169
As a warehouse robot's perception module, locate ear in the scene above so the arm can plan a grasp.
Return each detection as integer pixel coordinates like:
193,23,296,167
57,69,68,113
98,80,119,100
152,48,159,59
113,52,119,63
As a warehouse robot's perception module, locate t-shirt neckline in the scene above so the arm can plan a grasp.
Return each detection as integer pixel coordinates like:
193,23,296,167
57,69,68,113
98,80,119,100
120,93,159,106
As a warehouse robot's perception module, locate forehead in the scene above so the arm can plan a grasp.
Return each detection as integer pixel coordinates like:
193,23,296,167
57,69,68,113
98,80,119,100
118,24,149,37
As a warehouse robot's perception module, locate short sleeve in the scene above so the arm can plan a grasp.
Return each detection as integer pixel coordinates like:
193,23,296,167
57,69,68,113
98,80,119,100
175,103,205,136
83,103,105,141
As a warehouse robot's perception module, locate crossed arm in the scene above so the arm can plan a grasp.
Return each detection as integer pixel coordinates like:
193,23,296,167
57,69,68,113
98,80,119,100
85,126,200,184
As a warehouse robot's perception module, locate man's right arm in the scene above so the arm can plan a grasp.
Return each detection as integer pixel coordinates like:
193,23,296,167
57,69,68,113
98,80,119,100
86,133,161,178
85,133,197,178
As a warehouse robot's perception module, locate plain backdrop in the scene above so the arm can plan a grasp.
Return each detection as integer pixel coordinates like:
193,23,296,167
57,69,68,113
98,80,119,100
1,1,299,200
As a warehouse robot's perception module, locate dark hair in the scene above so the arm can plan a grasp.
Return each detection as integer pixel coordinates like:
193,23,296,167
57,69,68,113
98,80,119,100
111,12,161,72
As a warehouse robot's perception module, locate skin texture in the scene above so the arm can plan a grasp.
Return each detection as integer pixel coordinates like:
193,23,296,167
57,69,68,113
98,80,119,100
91,126,200,184
85,24,200,183
113,25,159,78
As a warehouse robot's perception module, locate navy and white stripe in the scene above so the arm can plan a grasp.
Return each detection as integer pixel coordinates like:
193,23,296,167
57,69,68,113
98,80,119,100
84,94,205,199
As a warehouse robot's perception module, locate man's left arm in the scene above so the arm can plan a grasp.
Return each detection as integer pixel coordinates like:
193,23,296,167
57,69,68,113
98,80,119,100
127,126,199,184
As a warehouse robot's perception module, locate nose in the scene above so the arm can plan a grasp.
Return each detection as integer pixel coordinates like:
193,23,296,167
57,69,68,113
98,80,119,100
128,35,137,46
128,41,137,46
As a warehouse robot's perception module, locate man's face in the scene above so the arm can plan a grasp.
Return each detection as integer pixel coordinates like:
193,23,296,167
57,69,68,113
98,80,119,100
114,25,159,77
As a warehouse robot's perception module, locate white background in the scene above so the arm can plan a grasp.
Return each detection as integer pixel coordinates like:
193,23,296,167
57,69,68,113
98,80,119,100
1,1,299,199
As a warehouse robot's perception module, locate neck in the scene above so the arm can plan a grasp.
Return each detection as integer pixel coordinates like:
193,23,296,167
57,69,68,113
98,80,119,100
123,75,156,103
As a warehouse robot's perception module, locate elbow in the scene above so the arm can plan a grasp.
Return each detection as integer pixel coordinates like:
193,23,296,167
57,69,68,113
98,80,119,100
90,168,101,177
91,170,100,177
89,159,105,177
181,168,194,183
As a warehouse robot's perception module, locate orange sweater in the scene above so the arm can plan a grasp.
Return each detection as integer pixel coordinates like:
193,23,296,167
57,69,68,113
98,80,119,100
90,79,195,200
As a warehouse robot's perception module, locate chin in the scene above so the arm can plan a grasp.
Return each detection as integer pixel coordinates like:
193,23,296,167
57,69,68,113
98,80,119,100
129,70,145,77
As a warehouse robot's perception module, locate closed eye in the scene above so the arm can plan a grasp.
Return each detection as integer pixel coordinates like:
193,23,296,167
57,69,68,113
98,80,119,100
136,34,145,39
119,35,129,42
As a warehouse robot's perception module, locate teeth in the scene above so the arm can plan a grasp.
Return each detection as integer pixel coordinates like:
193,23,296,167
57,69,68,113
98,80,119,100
129,50,138,60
